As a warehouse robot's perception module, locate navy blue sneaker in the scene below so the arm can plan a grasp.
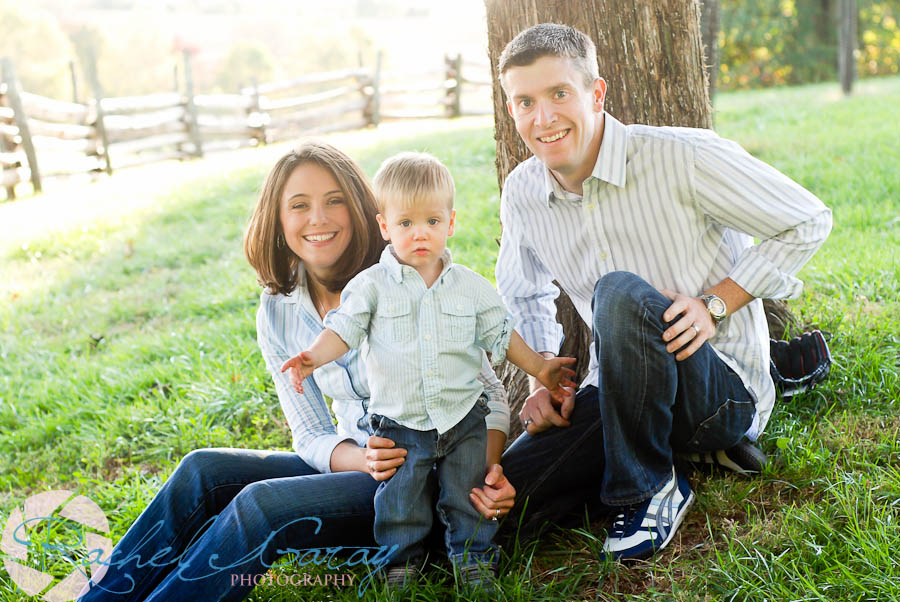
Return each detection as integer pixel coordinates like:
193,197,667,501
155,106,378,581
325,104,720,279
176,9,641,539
602,468,694,561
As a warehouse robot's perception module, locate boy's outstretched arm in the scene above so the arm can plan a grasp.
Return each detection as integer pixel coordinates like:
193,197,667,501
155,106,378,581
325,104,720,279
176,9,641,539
505,330,577,401
280,328,350,393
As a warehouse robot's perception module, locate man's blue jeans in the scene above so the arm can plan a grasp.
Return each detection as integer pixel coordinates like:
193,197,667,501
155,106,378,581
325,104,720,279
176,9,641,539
77,449,383,602
502,271,755,529
370,397,497,568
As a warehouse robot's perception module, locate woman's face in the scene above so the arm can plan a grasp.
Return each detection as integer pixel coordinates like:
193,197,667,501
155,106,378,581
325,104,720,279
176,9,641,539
279,162,353,279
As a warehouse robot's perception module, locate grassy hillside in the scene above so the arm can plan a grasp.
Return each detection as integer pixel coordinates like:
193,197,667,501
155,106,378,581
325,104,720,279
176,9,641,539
1,76,898,601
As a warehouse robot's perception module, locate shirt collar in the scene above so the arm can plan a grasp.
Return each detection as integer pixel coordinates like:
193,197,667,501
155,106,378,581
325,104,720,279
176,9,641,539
542,112,628,206
381,244,454,284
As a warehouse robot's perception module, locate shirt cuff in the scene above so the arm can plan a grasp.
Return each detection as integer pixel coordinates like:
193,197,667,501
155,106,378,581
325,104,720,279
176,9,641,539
295,433,351,474
728,248,804,300
484,403,510,436
487,316,515,366
323,311,366,349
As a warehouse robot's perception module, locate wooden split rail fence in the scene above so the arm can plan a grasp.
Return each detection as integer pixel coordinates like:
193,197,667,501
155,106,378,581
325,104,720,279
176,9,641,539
0,52,493,201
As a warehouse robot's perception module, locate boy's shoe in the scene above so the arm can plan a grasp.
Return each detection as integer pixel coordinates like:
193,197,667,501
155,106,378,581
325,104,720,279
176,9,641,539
602,468,694,561
385,564,419,588
770,330,832,397
682,439,768,475
458,562,497,594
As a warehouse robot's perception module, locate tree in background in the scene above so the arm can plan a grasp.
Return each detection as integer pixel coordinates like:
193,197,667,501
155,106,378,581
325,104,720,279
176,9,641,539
214,41,280,93
0,1,73,99
717,0,899,90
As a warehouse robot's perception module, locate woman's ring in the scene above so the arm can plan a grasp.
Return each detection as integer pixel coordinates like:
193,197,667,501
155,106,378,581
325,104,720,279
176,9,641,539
691,324,700,336
493,508,501,520
523,417,533,429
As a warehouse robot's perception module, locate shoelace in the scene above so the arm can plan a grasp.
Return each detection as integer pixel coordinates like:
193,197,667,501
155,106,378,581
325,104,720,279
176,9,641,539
610,505,639,535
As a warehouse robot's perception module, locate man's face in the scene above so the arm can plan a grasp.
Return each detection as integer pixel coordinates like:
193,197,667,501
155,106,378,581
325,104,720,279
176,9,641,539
503,55,606,181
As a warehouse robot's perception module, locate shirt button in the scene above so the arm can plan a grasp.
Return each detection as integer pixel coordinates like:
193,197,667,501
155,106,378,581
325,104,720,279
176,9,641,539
424,334,432,341
427,370,434,376
601,252,608,260
423,299,430,305
587,204,595,210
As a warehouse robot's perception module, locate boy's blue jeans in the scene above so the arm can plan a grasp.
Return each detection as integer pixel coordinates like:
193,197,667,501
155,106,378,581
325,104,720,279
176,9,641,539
370,397,497,568
502,271,756,530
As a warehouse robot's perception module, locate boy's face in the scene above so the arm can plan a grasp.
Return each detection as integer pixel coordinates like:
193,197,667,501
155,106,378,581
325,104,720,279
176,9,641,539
376,197,455,273
503,55,606,181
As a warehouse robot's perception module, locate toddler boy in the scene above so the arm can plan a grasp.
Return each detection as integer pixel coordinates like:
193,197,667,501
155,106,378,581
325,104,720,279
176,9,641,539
281,152,575,584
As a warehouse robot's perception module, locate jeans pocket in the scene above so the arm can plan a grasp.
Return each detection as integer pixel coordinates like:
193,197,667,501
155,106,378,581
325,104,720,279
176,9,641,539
686,398,755,451
370,413,395,436
474,394,490,418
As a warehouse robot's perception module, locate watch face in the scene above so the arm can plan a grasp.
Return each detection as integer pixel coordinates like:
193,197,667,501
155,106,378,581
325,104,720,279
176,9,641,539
708,297,727,318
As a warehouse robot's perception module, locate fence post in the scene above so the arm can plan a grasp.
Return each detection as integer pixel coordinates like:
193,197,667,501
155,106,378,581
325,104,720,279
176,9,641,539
0,84,16,200
448,53,462,118
370,50,382,127
248,77,266,145
69,59,80,104
1,57,41,193
86,47,113,175
182,50,203,158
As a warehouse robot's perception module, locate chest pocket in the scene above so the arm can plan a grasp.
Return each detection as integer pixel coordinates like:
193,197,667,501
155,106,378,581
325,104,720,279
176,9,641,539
439,297,476,343
374,298,413,343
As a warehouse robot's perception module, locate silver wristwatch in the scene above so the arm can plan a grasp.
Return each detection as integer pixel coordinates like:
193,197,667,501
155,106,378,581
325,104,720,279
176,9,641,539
700,294,727,324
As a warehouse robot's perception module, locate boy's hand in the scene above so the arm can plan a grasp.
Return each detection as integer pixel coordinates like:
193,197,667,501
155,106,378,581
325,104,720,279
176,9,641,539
280,351,317,393
536,356,577,402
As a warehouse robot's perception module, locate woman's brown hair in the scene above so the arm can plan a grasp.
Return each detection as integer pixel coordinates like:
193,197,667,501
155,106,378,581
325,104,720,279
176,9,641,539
244,140,385,297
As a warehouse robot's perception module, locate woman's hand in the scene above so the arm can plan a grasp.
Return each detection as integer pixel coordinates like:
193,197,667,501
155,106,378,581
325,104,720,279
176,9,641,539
469,463,516,520
364,436,407,481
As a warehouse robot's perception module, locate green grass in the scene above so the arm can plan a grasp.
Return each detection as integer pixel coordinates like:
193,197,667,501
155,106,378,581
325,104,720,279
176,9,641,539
1,75,899,601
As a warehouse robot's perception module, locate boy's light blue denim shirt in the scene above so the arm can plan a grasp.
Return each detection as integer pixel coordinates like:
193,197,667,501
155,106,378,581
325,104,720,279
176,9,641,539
324,245,513,434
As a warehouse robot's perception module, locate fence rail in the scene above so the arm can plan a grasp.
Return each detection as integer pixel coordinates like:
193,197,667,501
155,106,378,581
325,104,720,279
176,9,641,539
0,51,492,200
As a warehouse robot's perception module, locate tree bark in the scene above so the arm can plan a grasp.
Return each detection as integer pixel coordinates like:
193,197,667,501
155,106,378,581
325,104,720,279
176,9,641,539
485,0,793,442
700,0,720,105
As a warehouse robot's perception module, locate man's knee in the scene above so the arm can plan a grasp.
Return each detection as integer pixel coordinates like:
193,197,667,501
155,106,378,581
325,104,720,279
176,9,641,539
592,272,659,321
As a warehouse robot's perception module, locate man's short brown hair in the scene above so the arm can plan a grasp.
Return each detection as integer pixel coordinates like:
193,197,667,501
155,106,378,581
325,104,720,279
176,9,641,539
498,23,599,89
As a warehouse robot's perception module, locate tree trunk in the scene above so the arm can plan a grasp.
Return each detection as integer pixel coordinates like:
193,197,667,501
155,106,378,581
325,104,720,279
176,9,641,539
700,0,720,105
839,0,857,95
485,0,794,442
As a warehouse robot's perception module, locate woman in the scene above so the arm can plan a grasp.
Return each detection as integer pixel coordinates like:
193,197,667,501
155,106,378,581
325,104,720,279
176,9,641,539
78,141,515,602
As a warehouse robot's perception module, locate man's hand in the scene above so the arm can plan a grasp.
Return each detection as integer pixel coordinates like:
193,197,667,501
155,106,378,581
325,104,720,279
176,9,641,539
363,436,407,481
535,356,578,402
469,463,516,520
280,351,316,393
659,290,716,361
518,385,576,435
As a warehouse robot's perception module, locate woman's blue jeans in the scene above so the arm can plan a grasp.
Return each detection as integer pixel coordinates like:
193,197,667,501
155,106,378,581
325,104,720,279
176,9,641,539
77,448,383,602
501,271,755,531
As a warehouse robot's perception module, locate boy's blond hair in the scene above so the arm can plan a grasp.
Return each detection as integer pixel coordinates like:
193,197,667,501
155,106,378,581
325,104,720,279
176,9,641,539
372,152,455,213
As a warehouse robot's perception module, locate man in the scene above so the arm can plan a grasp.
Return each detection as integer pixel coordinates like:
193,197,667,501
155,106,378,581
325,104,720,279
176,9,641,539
495,24,832,561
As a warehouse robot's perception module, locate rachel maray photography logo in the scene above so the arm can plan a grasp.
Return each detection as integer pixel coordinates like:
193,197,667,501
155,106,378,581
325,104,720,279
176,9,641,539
1,490,112,602
2,491,391,600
